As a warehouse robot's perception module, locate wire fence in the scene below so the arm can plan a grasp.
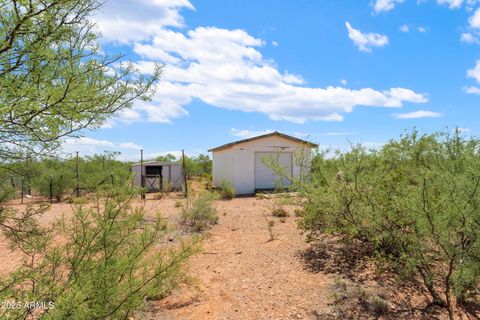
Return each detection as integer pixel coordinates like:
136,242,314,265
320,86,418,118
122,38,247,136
2,149,191,204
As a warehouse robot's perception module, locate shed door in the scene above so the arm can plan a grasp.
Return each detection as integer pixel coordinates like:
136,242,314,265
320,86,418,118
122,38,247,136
254,152,292,190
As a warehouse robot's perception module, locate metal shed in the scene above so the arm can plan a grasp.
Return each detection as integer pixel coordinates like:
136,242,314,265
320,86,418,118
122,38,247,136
131,161,183,192
208,131,318,195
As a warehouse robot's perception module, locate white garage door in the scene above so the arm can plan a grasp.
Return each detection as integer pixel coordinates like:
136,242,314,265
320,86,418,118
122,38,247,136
254,152,292,190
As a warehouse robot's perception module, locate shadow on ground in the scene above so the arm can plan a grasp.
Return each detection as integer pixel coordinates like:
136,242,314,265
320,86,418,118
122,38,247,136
295,236,469,320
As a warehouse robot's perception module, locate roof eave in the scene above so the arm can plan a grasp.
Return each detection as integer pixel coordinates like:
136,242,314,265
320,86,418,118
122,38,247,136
208,131,318,152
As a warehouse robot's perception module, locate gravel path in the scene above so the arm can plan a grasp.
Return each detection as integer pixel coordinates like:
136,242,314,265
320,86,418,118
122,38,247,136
151,197,333,320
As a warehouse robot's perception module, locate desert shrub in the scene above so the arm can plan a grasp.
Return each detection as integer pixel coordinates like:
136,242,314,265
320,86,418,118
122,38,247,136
329,278,389,318
35,169,74,201
299,129,480,318
272,204,289,217
219,181,235,200
370,295,389,315
294,208,304,217
0,186,199,319
23,154,131,198
79,153,132,193
174,200,183,208
0,183,15,202
181,193,219,232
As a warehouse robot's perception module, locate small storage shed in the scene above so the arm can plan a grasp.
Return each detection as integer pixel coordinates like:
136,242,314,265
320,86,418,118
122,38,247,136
208,131,318,195
131,161,183,192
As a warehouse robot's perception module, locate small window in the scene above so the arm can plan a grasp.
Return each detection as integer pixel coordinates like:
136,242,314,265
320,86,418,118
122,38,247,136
145,166,162,176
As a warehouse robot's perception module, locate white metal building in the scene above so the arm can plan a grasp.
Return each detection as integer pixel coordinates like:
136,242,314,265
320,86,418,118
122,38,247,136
131,161,183,192
209,132,318,195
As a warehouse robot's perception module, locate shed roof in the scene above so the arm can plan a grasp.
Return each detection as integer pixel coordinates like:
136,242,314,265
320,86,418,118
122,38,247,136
208,131,318,152
131,161,179,167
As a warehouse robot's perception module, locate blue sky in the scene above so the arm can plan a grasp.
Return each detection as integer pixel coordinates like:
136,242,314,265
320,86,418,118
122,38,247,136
63,0,480,161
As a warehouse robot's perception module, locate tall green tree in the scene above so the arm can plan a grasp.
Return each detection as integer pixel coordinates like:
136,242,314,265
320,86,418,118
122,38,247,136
0,0,161,162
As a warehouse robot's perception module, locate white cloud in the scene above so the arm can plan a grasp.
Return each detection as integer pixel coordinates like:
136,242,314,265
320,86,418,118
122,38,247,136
461,32,479,43
61,137,191,161
399,24,410,32
399,24,428,33
467,60,480,82
374,0,405,13
469,8,480,28
272,40,279,46
128,25,425,124
92,3,426,125
62,137,145,159
393,110,443,119
463,86,480,94
437,0,464,9
340,79,348,85
230,128,273,139
64,137,115,148
345,22,389,52
283,72,304,84
387,87,428,103
119,142,142,150
93,0,195,43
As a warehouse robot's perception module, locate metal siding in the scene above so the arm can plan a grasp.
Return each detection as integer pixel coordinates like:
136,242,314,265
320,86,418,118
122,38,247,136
254,152,293,190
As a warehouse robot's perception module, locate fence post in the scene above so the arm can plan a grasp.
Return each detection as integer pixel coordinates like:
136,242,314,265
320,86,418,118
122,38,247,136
21,178,24,204
111,173,114,185
26,155,31,195
75,151,80,197
49,175,53,203
140,149,145,199
182,149,188,197
10,176,15,199
59,175,63,201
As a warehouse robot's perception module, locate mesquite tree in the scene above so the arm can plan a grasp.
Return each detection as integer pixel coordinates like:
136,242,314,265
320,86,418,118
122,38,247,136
0,0,161,162
300,130,480,319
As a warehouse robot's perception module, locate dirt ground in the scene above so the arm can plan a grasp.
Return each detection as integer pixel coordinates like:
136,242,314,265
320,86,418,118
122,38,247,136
149,197,333,320
2,194,470,319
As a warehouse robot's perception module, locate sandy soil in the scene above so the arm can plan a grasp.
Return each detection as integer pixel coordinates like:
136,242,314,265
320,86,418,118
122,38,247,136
149,197,333,320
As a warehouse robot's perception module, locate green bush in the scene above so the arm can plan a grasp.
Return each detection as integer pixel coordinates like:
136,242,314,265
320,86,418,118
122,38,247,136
9,153,132,199
272,204,289,217
219,181,235,200
0,183,15,202
299,130,480,318
0,186,199,319
35,170,74,201
181,193,218,232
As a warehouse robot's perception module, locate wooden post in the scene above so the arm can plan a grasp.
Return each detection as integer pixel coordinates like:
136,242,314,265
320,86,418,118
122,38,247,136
140,149,145,199
26,155,31,195
182,150,188,197
10,176,15,199
49,175,53,203
21,178,24,204
75,151,80,197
